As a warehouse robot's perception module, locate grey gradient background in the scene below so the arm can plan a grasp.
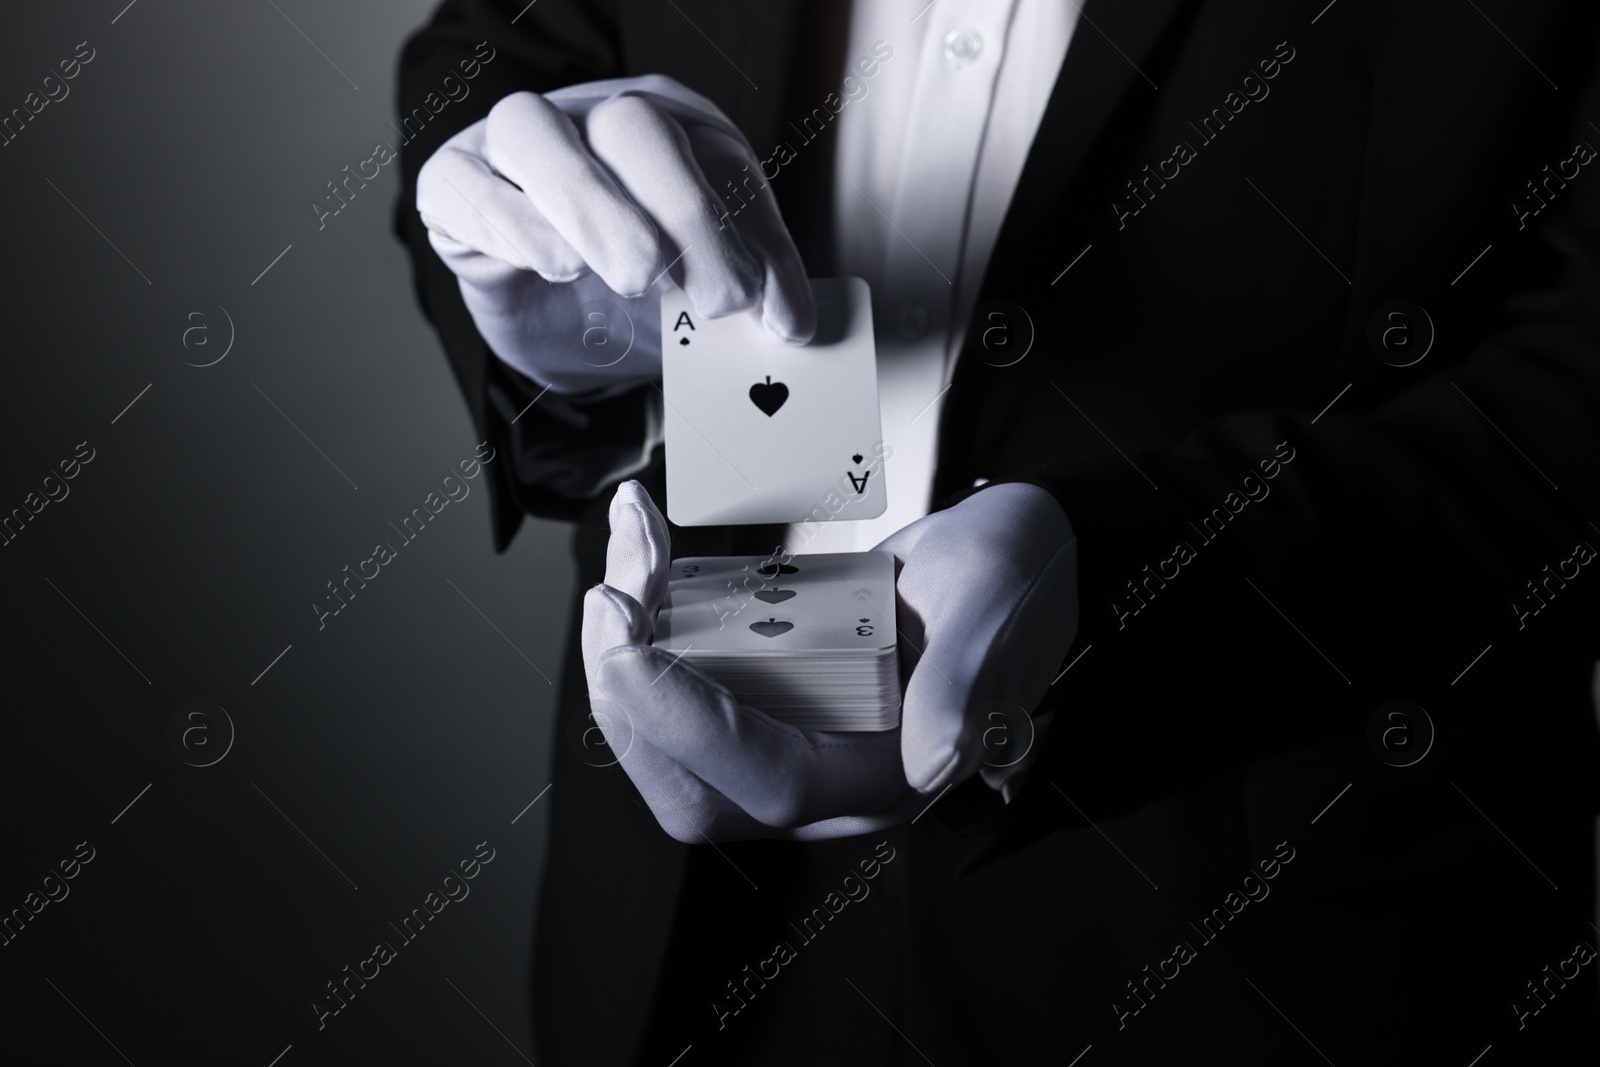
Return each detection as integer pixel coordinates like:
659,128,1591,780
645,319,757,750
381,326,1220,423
0,3,565,1063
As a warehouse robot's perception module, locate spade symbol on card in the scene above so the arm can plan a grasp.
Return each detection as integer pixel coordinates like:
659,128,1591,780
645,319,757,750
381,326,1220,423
749,376,788,416
852,453,863,464
754,589,796,604
756,561,799,577
750,618,794,638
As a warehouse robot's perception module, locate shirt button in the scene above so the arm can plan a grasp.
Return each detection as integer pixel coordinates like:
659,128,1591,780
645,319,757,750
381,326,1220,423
944,28,983,66
898,301,930,341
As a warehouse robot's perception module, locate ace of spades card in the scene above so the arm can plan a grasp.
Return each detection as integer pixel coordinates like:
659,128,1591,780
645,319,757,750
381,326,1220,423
661,276,888,527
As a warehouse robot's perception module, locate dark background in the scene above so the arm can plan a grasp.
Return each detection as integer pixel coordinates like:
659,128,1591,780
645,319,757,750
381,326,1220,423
0,3,563,1064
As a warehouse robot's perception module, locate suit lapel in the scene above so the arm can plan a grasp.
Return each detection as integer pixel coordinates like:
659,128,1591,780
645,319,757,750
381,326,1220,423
733,1,807,151
623,0,804,152
932,0,1200,500
987,0,1200,272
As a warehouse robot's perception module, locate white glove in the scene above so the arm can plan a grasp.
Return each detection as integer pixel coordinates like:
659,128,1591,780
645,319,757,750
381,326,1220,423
416,75,816,395
580,480,1079,843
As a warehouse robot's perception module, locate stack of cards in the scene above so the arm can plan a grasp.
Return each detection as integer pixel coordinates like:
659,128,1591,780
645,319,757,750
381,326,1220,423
654,550,901,731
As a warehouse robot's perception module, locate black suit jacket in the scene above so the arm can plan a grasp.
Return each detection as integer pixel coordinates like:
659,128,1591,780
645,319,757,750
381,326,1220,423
397,1,1600,1063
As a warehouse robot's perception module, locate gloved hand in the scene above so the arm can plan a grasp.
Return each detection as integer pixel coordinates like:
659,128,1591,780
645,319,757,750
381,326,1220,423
416,75,816,395
580,480,1079,842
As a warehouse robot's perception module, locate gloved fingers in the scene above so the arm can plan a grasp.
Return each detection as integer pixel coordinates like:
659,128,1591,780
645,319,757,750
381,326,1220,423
683,125,816,343
585,94,763,320
579,480,671,679
871,512,938,681
485,91,665,298
899,531,1075,795
466,270,666,395
424,229,516,286
581,582,654,686
591,687,918,843
587,699,775,844
602,480,671,624
577,480,670,729
870,506,937,575
416,124,588,281
593,644,909,829
890,484,1080,793
421,226,470,265
900,625,992,793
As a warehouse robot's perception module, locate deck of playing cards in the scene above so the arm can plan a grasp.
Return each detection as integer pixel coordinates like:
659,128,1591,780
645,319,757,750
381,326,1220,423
654,550,901,731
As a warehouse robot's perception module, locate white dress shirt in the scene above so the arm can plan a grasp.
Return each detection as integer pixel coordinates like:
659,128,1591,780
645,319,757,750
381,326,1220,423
783,0,1077,556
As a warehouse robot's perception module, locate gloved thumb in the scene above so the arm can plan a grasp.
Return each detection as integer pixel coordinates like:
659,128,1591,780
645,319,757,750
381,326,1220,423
603,480,671,627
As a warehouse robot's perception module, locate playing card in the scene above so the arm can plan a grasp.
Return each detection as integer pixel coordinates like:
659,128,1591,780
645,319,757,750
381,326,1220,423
654,550,902,731
661,277,887,526
657,551,896,653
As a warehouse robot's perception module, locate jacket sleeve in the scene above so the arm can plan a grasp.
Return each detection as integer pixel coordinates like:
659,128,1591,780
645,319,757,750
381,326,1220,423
394,0,661,548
